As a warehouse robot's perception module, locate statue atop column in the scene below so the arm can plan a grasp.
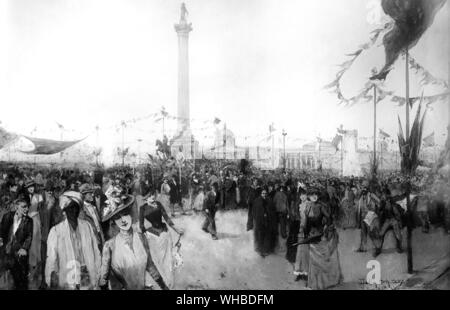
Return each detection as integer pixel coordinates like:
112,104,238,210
175,3,192,32
180,3,188,24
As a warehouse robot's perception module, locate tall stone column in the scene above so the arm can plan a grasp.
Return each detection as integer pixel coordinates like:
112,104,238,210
171,3,198,159
174,13,192,134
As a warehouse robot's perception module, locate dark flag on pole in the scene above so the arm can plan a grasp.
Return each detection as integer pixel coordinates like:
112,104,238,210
331,134,343,152
370,0,446,81
379,129,391,139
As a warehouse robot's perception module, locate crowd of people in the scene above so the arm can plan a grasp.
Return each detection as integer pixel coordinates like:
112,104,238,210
0,162,449,290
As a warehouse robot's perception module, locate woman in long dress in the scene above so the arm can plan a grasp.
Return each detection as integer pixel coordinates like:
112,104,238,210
306,189,343,290
192,185,205,213
99,193,169,290
338,185,357,229
157,178,171,216
293,188,310,281
139,190,184,289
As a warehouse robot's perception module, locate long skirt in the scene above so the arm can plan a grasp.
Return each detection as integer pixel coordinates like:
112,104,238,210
339,200,357,229
145,230,175,289
285,220,300,263
294,243,310,274
308,231,343,290
157,193,171,215
192,192,205,212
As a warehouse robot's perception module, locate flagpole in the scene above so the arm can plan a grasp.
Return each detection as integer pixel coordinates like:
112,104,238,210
271,125,275,169
380,139,383,171
448,0,450,147
341,141,344,176
405,47,413,274
373,84,377,176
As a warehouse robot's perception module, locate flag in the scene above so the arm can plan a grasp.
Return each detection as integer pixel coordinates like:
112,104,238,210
213,117,221,125
331,134,343,151
371,0,446,80
423,132,435,147
56,122,64,130
269,123,276,133
336,125,346,135
379,129,390,139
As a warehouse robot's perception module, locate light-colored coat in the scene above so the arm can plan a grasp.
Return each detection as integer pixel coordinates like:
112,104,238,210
45,219,101,289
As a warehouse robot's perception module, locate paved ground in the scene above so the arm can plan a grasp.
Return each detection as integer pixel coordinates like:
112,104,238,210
173,210,450,290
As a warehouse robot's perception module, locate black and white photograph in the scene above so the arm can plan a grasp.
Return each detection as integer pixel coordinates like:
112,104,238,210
0,0,449,292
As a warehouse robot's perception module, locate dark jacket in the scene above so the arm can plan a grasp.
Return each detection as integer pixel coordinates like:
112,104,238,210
203,191,218,213
0,211,33,255
168,180,181,204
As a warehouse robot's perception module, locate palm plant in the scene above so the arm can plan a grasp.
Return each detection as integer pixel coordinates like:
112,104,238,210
397,97,427,175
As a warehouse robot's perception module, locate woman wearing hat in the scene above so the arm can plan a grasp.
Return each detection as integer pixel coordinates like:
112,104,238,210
98,192,169,290
305,189,343,290
139,189,184,289
293,188,310,281
24,179,44,286
157,175,171,216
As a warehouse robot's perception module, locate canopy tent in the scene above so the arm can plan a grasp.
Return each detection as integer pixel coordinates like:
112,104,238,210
0,126,85,155
20,136,85,155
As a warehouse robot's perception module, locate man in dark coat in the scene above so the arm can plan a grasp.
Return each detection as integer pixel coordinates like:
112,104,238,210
246,178,261,231
202,183,219,240
168,175,181,216
252,188,278,257
286,183,302,263
0,195,33,290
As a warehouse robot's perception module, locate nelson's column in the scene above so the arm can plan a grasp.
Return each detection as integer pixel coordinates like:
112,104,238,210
171,3,199,159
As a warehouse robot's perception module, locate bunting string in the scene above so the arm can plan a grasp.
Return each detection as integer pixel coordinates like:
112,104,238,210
325,21,449,108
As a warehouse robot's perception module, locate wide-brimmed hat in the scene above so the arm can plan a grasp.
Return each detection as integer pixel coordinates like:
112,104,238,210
102,194,135,222
79,183,95,195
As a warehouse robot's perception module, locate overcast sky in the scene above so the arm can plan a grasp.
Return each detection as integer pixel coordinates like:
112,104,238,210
0,0,448,160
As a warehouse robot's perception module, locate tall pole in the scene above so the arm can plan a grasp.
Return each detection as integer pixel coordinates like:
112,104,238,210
318,137,321,169
271,128,275,169
121,121,126,167
379,139,383,171
282,129,287,171
223,123,227,160
137,139,142,166
448,0,450,147
405,47,413,274
373,84,377,176
60,128,64,159
341,140,344,176
95,126,99,166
